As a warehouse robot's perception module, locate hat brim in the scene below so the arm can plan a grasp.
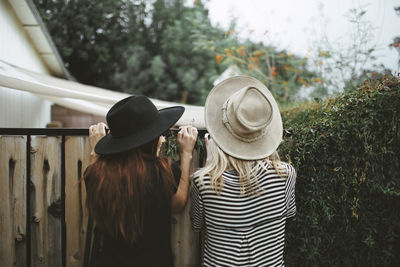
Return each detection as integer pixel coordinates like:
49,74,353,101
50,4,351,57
94,106,184,155
205,76,282,160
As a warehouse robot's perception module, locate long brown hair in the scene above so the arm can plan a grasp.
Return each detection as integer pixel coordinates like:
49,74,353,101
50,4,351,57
83,138,176,243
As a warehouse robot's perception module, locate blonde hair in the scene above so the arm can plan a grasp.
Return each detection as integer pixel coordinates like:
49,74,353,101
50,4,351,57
195,141,286,196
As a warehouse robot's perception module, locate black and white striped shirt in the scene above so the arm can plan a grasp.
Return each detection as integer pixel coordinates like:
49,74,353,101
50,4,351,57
190,162,296,267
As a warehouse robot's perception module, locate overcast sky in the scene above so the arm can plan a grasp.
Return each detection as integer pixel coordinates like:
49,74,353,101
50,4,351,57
206,0,400,72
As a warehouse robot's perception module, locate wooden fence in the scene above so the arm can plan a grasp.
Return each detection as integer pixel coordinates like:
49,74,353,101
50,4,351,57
0,128,200,267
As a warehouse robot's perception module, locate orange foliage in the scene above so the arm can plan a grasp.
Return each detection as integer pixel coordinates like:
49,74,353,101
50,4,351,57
283,65,293,71
248,63,256,70
315,77,323,84
236,46,246,56
253,50,264,57
216,54,223,64
249,56,259,63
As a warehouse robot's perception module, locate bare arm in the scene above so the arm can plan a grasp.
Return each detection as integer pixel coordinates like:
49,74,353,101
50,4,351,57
171,125,198,213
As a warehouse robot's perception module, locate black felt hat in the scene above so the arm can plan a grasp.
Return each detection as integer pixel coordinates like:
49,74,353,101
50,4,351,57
95,95,184,155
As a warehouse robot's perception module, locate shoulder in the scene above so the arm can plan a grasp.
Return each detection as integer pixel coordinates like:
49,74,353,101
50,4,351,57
279,162,296,183
192,172,211,189
281,162,296,174
192,174,202,186
266,161,296,179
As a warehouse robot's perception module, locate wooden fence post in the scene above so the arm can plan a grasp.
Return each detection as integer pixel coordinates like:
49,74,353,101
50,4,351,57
30,136,62,267
171,149,201,267
0,136,27,267
65,136,91,267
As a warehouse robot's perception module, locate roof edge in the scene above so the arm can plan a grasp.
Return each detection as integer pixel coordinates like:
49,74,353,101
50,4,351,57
11,0,74,80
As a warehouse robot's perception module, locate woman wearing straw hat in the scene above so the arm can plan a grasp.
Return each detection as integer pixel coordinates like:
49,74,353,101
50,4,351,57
83,95,198,267
190,76,296,266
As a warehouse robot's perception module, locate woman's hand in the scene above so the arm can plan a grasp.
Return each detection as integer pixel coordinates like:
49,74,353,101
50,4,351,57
204,133,213,165
177,126,198,156
172,125,198,213
156,135,166,157
88,122,107,162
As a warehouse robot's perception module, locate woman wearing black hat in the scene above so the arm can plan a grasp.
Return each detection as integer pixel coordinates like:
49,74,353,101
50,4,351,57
83,95,198,267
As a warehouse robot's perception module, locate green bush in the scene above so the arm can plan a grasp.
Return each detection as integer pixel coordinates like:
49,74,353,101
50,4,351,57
280,75,400,266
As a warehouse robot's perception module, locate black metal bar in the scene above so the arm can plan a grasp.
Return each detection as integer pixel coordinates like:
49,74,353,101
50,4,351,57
0,128,88,136
61,135,66,267
0,128,205,136
26,135,31,267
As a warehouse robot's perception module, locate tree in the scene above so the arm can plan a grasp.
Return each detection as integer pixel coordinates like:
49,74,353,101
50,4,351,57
34,0,221,104
34,0,131,90
389,6,400,68
112,0,221,104
306,5,391,95
194,19,317,105
34,0,318,105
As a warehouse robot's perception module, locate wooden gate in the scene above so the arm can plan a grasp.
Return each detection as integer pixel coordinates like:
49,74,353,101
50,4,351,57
0,128,200,267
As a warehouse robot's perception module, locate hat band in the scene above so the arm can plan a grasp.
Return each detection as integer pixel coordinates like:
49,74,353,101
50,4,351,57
222,100,268,143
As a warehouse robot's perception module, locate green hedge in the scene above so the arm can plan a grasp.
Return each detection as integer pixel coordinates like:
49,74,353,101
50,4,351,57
280,75,400,266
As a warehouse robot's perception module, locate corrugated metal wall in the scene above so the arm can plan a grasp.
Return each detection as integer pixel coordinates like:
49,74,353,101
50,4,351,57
0,0,52,127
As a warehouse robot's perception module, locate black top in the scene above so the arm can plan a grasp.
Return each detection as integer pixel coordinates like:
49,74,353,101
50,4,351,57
85,162,181,267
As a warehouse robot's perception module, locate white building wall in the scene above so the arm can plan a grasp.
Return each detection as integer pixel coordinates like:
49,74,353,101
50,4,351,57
0,0,52,127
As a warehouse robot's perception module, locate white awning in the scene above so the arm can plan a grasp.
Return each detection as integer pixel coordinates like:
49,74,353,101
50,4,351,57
0,60,205,129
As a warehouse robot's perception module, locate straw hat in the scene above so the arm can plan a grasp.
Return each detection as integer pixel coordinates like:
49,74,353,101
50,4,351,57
95,95,184,155
205,76,282,160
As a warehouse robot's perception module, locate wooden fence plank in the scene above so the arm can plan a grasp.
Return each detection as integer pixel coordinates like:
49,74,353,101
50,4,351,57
171,149,200,267
30,136,62,267
65,136,91,267
0,136,27,267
